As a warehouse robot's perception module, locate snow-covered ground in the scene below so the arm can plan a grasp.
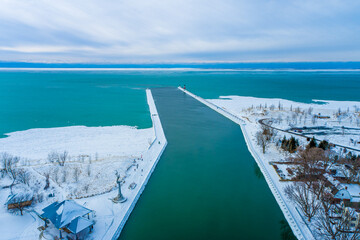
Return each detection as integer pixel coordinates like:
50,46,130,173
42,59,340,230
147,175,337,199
179,87,342,240
0,125,154,161
209,95,360,150
0,89,167,240
181,88,360,240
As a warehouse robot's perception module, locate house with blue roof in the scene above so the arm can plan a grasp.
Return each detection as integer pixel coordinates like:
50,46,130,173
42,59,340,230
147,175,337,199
40,200,95,239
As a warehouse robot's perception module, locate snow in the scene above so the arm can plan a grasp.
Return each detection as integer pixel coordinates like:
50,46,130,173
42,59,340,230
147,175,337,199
181,89,360,240
178,87,315,240
341,184,360,202
0,125,154,161
0,89,167,240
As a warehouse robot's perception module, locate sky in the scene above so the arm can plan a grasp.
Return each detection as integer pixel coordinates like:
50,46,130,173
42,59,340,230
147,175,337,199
0,0,359,63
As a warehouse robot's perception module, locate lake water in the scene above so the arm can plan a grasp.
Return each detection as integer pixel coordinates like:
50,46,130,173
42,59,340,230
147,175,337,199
1,70,360,137
1,70,360,239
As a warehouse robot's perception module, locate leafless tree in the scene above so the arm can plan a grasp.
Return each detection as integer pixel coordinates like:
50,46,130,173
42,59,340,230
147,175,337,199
314,207,339,239
312,115,317,125
256,131,268,154
16,169,30,186
285,182,321,221
44,172,50,190
87,164,91,177
338,157,360,183
83,184,90,193
255,125,277,154
74,167,80,182
9,193,33,216
62,168,67,183
58,151,69,166
48,151,69,166
47,151,58,164
1,153,20,178
290,147,327,179
54,167,59,184
308,107,313,115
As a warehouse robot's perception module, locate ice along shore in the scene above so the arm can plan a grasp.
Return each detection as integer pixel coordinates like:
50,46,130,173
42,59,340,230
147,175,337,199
177,86,314,240
0,89,167,240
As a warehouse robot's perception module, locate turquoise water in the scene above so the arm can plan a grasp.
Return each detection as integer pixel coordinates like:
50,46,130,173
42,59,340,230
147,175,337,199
1,70,360,136
1,70,359,239
119,88,294,240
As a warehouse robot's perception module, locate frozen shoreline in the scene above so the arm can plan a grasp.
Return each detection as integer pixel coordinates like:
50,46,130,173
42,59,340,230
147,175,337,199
0,89,167,240
106,89,167,240
178,86,314,240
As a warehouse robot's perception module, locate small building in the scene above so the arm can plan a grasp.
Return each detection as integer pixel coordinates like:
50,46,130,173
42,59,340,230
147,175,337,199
40,200,95,239
315,113,330,119
334,188,352,202
334,184,360,203
5,192,33,210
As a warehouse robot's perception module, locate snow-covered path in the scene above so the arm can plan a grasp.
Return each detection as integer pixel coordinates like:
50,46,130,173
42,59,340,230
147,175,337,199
97,89,167,240
178,86,315,240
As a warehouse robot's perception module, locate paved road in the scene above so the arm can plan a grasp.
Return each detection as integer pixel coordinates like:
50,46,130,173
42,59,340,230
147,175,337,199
258,118,360,153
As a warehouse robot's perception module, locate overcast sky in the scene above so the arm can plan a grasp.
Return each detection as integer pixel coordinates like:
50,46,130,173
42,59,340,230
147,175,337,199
0,0,359,63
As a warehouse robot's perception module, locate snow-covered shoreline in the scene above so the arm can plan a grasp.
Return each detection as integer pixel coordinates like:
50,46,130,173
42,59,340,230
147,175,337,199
178,87,314,240
106,89,167,240
0,89,167,240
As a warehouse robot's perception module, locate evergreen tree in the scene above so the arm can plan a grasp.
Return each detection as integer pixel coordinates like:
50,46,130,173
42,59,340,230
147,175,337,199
307,137,317,149
318,140,329,150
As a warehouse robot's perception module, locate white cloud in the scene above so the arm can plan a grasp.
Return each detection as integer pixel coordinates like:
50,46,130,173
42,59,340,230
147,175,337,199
0,0,359,62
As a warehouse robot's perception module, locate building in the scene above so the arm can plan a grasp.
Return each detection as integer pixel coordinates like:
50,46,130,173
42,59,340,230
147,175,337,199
334,184,360,204
40,200,95,239
5,192,33,214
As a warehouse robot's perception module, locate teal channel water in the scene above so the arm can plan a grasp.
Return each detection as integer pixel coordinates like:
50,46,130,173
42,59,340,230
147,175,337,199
1,70,358,239
1,70,360,137
119,88,294,240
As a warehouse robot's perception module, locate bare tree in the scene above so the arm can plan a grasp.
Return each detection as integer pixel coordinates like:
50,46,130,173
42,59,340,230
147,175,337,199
16,169,30,186
338,157,360,183
47,151,58,164
62,168,67,183
87,164,91,177
285,182,321,221
48,151,69,166
74,167,80,182
8,192,33,216
314,207,339,239
316,205,360,240
308,107,313,115
58,151,69,166
290,147,326,179
44,172,50,190
53,167,59,184
256,131,269,154
255,125,277,154
1,153,20,177
312,115,317,125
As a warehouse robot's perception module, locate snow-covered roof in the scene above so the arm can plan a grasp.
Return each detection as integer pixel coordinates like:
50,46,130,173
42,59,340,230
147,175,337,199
334,189,351,200
5,192,33,205
343,184,360,202
41,200,92,229
67,216,94,234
